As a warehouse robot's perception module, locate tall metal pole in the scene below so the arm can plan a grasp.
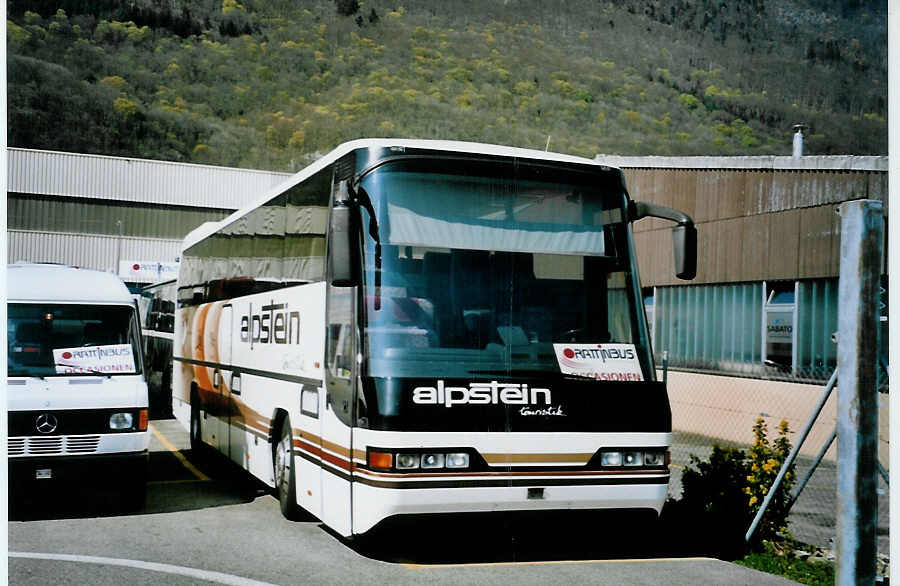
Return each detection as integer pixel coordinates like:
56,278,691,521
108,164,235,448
835,199,883,586
115,219,123,276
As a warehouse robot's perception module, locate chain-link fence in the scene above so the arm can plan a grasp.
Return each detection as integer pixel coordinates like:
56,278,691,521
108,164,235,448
662,366,890,556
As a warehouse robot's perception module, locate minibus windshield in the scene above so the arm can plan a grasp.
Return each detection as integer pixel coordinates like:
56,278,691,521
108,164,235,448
8,304,142,377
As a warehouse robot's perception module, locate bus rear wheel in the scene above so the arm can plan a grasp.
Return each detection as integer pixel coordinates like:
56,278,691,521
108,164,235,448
275,417,302,520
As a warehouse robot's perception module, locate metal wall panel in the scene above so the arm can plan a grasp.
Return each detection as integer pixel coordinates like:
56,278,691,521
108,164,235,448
8,230,182,274
626,162,886,286
653,282,763,371
8,194,229,238
652,278,846,379
796,279,839,377
798,205,842,278
766,209,803,280
8,148,291,209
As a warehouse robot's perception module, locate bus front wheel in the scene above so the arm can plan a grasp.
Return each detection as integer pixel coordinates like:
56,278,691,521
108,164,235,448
275,417,302,520
190,397,205,457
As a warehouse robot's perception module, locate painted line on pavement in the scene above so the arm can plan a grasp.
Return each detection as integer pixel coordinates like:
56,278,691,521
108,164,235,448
146,479,212,486
403,556,716,569
149,423,210,482
10,552,280,586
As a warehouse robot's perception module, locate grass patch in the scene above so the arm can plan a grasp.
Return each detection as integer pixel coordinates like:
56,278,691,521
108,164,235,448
736,551,834,585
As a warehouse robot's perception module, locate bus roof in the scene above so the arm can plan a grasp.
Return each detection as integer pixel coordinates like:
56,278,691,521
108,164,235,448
8,263,134,304
182,139,622,251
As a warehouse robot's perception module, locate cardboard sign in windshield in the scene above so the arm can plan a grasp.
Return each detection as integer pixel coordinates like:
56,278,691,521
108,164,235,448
53,344,136,375
553,343,644,382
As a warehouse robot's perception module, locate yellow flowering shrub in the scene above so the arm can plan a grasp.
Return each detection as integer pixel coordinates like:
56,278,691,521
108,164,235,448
674,417,795,556
745,417,794,541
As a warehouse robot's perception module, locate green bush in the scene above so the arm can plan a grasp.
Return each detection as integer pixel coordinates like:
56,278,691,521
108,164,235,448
660,417,794,559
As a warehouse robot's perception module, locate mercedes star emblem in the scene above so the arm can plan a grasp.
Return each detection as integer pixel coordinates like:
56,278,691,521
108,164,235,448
35,413,58,434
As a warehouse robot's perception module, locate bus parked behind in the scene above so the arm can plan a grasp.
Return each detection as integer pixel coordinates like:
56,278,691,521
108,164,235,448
140,279,176,418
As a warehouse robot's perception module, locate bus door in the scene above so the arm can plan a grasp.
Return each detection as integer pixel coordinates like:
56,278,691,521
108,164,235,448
210,304,237,460
320,286,355,536
219,304,247,467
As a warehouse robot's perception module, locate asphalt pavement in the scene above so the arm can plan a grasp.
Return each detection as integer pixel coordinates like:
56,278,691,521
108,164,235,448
8,418,802,585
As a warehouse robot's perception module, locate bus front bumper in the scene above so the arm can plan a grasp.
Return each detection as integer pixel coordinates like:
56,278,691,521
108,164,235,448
351,473,669,535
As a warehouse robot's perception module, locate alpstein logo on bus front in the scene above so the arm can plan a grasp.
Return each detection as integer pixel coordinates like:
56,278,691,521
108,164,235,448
413,380,552,408
554,343,644,381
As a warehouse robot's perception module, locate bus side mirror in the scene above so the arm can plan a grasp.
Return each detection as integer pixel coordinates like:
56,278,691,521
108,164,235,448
672,223,697,280
330,185,360,287
629,200,697,281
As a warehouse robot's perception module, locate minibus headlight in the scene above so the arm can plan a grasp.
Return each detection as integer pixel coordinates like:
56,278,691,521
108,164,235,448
445,453,470,468
396,453,420,470
600,451,623,467
643,450,666,467
109,412,133,430
623,451,643,466
420,453,445,469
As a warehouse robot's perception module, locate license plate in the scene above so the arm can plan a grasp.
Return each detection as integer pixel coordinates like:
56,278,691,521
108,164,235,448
35,468,52,480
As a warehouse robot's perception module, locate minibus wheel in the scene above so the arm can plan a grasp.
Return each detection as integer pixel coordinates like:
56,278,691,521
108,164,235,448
122,461,148,512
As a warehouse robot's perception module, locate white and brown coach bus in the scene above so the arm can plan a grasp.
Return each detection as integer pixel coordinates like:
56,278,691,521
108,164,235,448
173,139,696,537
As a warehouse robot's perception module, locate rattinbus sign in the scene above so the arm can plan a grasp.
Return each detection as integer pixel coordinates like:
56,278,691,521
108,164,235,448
553,343,644,381
53,344,136,374
119,260,180,283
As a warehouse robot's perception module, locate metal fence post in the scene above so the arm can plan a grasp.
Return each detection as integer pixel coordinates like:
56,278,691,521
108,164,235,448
835,199,883,585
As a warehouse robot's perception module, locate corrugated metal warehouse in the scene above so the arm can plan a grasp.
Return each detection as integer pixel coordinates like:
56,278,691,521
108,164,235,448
596,154,888,380
7,148,888,379
7,148,291,282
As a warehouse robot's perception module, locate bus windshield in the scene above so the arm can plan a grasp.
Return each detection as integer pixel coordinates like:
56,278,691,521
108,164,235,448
8,304,142,377
358,159,647,381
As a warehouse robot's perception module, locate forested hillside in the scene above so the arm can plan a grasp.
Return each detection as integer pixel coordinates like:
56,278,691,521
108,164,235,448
7,0,887,171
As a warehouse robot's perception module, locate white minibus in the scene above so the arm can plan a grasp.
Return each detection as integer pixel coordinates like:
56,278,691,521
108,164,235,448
8,263,150,508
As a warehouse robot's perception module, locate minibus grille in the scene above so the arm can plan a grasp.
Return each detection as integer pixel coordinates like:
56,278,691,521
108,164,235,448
8,435,102,456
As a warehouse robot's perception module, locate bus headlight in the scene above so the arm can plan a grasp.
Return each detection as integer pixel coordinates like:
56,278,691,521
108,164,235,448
421,453,445,469
623,451,643,466
600,451,623,467
445,453,470,468
599,449,668,469
109,412,133,430
368,448,474,472
643,450,666,467
396,453,420,470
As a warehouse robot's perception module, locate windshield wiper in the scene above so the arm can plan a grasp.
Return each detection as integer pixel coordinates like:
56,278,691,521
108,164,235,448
468,369,589,381
54,363,111,377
